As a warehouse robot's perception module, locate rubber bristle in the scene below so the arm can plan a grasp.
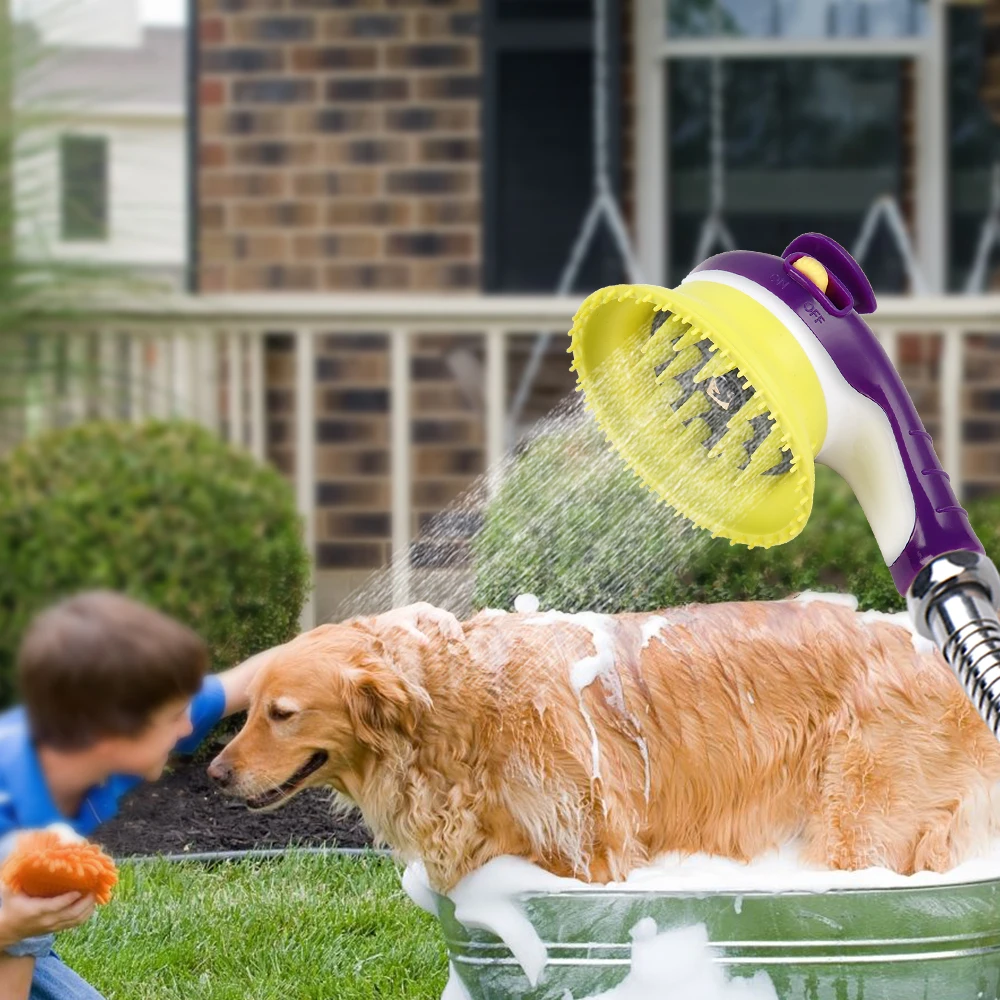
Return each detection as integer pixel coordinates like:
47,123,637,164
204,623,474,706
693,350,736,384
566,284,813,548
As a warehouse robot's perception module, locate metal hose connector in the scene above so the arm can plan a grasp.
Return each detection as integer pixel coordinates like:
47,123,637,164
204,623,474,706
907,551,1000,739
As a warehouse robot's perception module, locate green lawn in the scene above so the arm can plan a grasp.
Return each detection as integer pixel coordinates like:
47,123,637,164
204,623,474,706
57,852,449,1000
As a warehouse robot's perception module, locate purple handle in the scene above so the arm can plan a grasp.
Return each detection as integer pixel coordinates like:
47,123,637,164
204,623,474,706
691,233,982,597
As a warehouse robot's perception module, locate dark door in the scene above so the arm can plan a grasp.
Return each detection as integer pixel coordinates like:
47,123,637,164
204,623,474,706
483,0,627,292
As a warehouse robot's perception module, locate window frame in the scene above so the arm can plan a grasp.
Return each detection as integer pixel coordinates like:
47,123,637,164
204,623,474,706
634,0,947,292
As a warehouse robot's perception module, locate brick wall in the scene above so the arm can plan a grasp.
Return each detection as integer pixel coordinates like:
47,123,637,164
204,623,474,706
313,333,392,570
197,0,482,293
196,0,620,597
965,335,1000,497
259,329,490,577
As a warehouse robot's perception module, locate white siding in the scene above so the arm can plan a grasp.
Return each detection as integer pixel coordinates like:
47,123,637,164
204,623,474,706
18,0,142,49
14,111,185,277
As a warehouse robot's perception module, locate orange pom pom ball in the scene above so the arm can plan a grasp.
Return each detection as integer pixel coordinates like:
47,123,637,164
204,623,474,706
1,831,118,905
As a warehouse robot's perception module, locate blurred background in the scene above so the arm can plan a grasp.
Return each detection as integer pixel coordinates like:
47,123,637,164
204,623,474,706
2,0,1000,633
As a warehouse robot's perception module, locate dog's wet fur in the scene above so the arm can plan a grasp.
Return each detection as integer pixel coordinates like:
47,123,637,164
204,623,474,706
208,600,1000,892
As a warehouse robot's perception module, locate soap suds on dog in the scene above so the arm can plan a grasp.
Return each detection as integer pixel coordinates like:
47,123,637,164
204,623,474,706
639,616,670,649
409,591,987,1000
792,590,860,611
524,608,619,783
634,734,651,804
792,591,939,656
398,621,428,642
520,607,653,802
857,608,938,655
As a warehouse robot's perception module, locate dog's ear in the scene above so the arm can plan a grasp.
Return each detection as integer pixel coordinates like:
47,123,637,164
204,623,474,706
345,639,428,751
346,665,409,752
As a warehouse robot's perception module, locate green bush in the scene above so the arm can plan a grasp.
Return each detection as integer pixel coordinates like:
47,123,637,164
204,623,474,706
0,420,310,705
472,414,1000,615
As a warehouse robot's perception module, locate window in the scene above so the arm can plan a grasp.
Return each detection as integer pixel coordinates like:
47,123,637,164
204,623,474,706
667,0,927,40
60,135,108,241
646,0,933,291
668,57,909,291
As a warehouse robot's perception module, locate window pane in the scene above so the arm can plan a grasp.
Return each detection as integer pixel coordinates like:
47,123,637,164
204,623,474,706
667,0,927,39
668,58,909,292
60,135,108,242
948,6,996,292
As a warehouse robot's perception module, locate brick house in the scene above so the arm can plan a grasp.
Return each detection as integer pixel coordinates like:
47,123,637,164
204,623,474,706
192,0,1000,618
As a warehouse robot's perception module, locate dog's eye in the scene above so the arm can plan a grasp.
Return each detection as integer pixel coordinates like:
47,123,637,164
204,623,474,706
268,703,297,723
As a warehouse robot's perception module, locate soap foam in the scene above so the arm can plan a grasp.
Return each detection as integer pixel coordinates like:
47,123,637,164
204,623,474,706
572,919,778,1000
792,591,938,657
606,842,1000,892
520,608,655,801
398,621,429,643
446,856,581,986
47,822,85,844
857,608,939,656
401,860,438,916
515,593,541,614
524,610,618,783
403,842,1000,999
442,964,472,1000
639,616,670,650
792,590,859,611
634,734,651,805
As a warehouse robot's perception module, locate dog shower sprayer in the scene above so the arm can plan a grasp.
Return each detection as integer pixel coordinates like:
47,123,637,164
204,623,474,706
569,233,1000,738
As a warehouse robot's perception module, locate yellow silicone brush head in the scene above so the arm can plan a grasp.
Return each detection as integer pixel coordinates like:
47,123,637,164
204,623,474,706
568,280,827,548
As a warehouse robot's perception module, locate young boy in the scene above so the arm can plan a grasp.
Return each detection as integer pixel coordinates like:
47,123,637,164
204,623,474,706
0,590,283,1000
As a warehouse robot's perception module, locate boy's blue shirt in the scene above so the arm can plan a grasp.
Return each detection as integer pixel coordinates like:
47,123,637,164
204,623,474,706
0,673,226,841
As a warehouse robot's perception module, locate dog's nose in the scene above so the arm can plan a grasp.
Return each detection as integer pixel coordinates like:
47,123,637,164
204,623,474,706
207,757,234,788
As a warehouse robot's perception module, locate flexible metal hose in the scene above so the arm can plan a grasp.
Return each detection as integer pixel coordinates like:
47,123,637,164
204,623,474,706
928,588,1000,738
908,551,1000,740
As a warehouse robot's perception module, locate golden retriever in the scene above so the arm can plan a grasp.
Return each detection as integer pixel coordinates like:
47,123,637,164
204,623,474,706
207,599,1000,892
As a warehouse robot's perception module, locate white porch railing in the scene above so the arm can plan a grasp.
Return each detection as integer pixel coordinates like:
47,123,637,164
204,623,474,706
9,293,1000,627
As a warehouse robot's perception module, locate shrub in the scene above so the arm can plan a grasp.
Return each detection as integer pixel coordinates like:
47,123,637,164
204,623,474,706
0,420,310,705
472,413,1000,615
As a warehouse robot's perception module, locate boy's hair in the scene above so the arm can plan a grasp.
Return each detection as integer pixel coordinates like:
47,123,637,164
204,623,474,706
17,591,208,750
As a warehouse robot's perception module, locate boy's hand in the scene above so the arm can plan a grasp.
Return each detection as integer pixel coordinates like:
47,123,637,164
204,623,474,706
218,642,291,717
0,883,95,944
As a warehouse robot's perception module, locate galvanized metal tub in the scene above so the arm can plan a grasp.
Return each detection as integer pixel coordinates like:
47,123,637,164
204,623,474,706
434,878,1000,999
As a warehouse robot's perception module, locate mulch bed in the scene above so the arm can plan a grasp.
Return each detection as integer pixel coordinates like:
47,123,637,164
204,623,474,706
95,731,374,857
